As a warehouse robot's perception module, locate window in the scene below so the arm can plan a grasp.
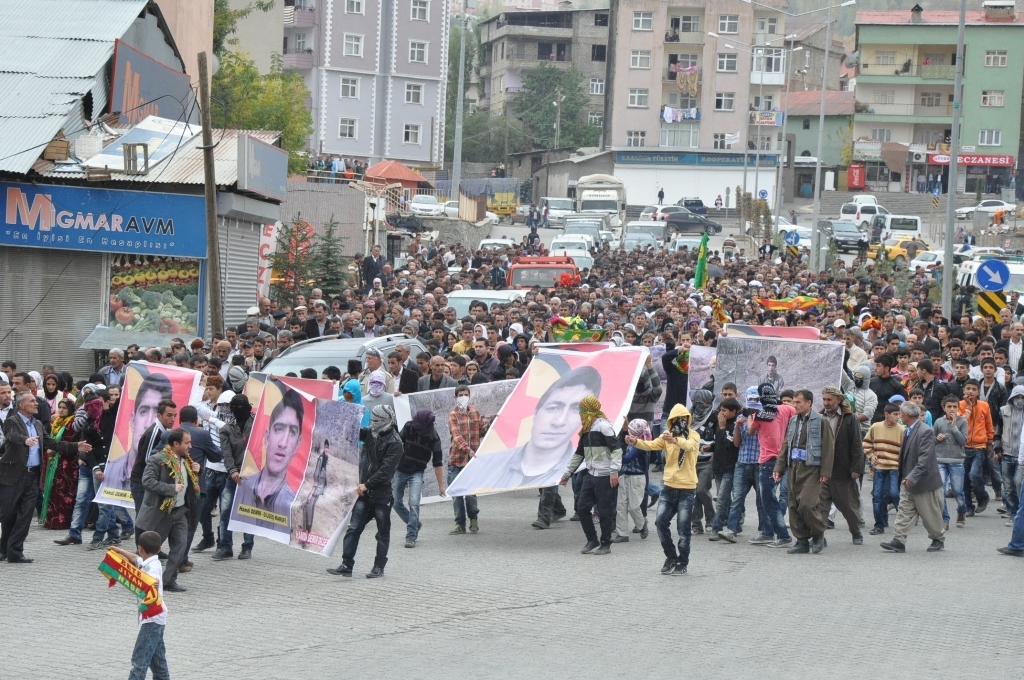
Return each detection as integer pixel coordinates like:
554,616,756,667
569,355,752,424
590,78,605,95
633,12,653,30
592,45,607,62
757,17,777,34
679,15,699,32
346,0,363,13
982,90,1004,107
405,83,422,104
718,14,739,33
409,41,427,63
922,53,945,65
753,48,783,73
668,93,698,109
588,111,603,126
920,92,941,107
870,128,892,142
404,123,421,144
985,50,1007,67
660,124,698,148
755,135,773,150
630,50,651,69
872,89,895,104
715,92,735,111
979,129,1002,146
411,0,428,20
626,130,646,147
672,53,699,69
339,118,357,138
805,50,811,68
752,94,773,111
874,51,896,66
628,88,649,107
717,53,737,72
802,118,810,130
340,76,359,98
295,33,307,51
713,133,731,150
595,13,608,26
344,34,363,57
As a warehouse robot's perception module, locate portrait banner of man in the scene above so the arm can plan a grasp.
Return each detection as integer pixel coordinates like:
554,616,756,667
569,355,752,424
714,337,844,402
686,346,717,408
228,379,318,542
96,362,202,508
445,347,647,497
244,372,338,410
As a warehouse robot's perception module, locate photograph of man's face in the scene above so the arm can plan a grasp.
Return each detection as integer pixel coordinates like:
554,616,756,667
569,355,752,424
525,365,602,469
265,403,302,478
129,385,164,456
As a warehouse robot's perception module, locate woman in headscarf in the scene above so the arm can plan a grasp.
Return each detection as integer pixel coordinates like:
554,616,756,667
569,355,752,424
495,344,523,381
41,373,71,414
341,378,371,428
395,410,444,548
465,360,488,385
560,396,622,556
40,397,81,529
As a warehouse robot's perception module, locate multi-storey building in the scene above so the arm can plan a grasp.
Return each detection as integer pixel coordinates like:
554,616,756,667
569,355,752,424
265,0,450,165
787,18,843,92
608,0,789,206
853,3,1024,194
476,6,610,122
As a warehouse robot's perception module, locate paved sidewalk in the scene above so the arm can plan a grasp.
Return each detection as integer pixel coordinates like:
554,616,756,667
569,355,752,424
2,483,1018,679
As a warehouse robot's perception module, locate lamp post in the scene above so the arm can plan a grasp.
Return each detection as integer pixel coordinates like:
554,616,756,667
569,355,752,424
450,0,469,204
942,0,967,319
773,41,804,233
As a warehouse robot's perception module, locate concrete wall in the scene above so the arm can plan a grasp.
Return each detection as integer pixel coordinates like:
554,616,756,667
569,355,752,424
155,0,215,83
278,181,367,256
229,0,284,73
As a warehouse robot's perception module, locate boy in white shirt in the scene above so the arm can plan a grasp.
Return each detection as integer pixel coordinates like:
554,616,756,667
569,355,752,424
111,531,170,680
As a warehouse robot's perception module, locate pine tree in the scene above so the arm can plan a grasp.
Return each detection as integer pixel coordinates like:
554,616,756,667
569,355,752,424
310,216,348,296
269,214,316,305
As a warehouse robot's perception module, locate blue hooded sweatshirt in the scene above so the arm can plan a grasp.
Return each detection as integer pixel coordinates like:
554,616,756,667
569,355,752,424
342,378,370,428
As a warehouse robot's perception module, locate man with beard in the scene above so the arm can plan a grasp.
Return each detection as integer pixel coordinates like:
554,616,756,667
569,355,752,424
816,387,866,545
212,395,256,561
774,390,830,554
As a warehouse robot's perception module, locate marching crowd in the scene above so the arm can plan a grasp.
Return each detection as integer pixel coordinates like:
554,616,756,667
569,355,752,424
3,230,1024,674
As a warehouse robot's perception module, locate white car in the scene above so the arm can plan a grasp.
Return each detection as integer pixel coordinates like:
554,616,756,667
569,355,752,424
910,251,944,272
409,194,444,216
446,289,524,317
780,226,813,249
851,194,878,206
550,237,591,252
955,199,1017,220
478,238,517,251
443,201,500,224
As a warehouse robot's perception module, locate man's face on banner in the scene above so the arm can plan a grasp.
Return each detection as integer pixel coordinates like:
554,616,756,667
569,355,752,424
532,383,592,461
265,405,302,477
130,387,162,454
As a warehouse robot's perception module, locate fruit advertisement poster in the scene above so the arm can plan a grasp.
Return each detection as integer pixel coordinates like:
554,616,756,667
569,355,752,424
108,254,203,335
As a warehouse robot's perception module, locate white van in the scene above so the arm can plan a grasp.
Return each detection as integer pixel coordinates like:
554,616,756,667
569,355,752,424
541,197,574,226
957,255,1024,292
550,235,593,252
875,214,922,240
550,248,594,272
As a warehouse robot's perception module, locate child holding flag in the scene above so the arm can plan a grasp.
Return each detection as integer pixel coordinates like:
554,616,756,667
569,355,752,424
109,531,171,680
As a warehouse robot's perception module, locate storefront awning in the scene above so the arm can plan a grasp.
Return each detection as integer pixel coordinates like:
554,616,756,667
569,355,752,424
80,326,200,351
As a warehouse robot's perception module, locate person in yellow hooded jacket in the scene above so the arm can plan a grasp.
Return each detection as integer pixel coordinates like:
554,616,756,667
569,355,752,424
626,403,701,575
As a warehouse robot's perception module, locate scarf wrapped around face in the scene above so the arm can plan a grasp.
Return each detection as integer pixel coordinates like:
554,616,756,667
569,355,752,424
627,418,651,441
367,370,387,398
689,389,715,430
578,395,607,433
370,404,396,435
755,382,779,422
411,409,435,435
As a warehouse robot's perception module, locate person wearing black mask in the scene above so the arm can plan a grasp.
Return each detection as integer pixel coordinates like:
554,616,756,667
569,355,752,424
212,395,255,561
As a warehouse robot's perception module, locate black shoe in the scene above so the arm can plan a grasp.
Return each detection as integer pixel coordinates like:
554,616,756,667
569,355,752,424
157,551,168,560
580,540,600,554
671,562,688,575
194,537,216,552
810,537,825,554
946,488,955,498
0,553,5,561
86,539,105,551
327,565,353,576
366,565,385,578
6,556,33,563
826,520,835,529
977,499,989,513
531,519,550,529
997,546,1024,556
852,533,864,545
610,535,629,543
120,529,134,540
691,524,704,534
103,537,121,546
164,583,187,593
592,545,611,555
53,536,81,546
661,558,675,574
569,513,580,522
880,539,906,553
998,507,1008,514
927,539,944,552
553,513,566,522
640,521,649,539
211,548,233,561
869,526,885,535
787,540,810,554
237,549,252,560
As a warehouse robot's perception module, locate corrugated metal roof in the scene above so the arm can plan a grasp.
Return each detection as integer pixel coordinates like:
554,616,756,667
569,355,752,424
780,91,856,117
0,0,151,175
856,10,1024,26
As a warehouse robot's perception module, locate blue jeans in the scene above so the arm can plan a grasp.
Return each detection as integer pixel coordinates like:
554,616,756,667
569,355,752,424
69,465,97,539
871,468,901,529
92,504,133,542
655,486,696,567
1006,477,1024,551
727,462,764,534
392,470,424,541
965,450,990,509
711,470,734,532
202,470,228,545
341,494,392,569
938,463,967,522
447,465,478,527
1001,457,1022,517
758,461,790,540
128,623,169,680
219,478,254,552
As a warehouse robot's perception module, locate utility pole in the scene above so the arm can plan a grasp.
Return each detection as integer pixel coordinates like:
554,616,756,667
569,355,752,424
772,37,798,235
600,0,617,151
554,90,562,149
450,0,468,202
808,3,834,272
198,52,223,335
942,0,967,319
753,47,766,201
503,103,509,177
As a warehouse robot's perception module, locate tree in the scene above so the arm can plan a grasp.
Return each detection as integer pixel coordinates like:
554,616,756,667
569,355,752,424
213,0,275,56
309,217,349,294
269,214,316,304
212,52,313,174
445,21,477,152
511,64,600,150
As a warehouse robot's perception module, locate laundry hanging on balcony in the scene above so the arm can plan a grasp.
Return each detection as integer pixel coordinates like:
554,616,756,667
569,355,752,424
661,106,700,123
674,65,699,97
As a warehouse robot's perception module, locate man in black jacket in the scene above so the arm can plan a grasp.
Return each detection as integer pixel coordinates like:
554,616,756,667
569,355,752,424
212,395,255,561
179,406,222,570
128,400,177,514
388,352,419,396
869,355,907,423
394,410,445,548
328,405,403,578
362,244,386,293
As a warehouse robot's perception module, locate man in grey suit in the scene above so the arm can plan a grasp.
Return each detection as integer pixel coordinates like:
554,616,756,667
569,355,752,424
881,401,946,553
418,356,458,392
135,428,199,592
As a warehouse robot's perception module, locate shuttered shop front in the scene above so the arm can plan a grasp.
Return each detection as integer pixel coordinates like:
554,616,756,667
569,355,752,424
217,218,262,328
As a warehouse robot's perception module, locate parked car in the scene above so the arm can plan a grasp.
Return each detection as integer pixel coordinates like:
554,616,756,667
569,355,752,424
512,204,532,224
263,334,427,377
826,220,863,253
867,238,930,266
841,202,889,229
675,197,707,214
409,194,444,216
621,236,660,251
638,205,689,221
850,194,878,205
446,289,524,317
955,199,1017,220
478,238,517,251
665,211,721,234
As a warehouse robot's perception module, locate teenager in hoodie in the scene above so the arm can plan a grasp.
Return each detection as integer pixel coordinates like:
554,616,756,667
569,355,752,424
998,385,1024,519
626,403,700,575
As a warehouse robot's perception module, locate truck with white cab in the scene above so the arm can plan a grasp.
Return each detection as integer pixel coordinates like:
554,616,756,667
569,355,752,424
575,174,626,229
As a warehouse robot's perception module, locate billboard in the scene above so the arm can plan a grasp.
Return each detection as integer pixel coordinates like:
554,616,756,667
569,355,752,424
109,40,195,126
238,135,289,202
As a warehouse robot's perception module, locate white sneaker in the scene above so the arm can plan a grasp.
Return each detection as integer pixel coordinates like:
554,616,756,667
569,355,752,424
766,537,794,548
717,529,737,543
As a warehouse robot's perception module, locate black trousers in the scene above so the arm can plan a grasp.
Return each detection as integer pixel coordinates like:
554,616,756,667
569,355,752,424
537,486,567,523
341,494,392,570
577,472,617,547
0,467,40,560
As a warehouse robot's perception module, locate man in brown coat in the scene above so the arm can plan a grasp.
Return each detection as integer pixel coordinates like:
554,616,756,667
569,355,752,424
881,401,945,553
817,387,866,545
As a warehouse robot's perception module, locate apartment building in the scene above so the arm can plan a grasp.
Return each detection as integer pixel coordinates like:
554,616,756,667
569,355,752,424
609,0,788,206
263,0,450,165
852,2,1024,194
476,6,610,120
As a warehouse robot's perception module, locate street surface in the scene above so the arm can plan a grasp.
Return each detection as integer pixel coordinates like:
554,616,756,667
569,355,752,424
2,483,1016,679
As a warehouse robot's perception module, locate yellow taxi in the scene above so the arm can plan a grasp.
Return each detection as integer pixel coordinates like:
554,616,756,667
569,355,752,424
866,238,930,266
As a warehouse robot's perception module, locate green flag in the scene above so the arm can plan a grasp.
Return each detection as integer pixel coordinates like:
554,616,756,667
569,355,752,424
694,231,710,289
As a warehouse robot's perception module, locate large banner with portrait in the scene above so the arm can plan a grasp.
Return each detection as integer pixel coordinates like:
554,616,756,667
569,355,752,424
714,336,844,400
243,372,337,409
445,347,647,497
394,380,519,502
96,362,203,508
687,345,717,408
228,379,363,555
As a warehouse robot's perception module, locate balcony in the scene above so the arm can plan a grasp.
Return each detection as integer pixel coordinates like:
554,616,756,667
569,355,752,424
660,106,700,122
854,102,954,123
283,48,315,69
750,70,785,86
664,66,702,83
857,62,956,82
664,30,704,45
284,5,316,27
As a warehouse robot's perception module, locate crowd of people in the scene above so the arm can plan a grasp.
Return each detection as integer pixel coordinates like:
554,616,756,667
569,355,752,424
4,228,1024,674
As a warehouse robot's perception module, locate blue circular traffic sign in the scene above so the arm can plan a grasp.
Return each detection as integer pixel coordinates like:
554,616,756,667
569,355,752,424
784,230,800,246
759,189,769,199
976,259,1011,292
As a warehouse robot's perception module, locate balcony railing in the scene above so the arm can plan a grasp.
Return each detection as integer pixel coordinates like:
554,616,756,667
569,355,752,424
664,66,702,82
858,62,956,79
284,5,315,27
856,103,954,117
283,48,315,69
663,30,704,45
660,106,700,122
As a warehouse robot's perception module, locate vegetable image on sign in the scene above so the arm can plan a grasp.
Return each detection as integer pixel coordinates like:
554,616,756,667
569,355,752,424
976,259,1010,292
